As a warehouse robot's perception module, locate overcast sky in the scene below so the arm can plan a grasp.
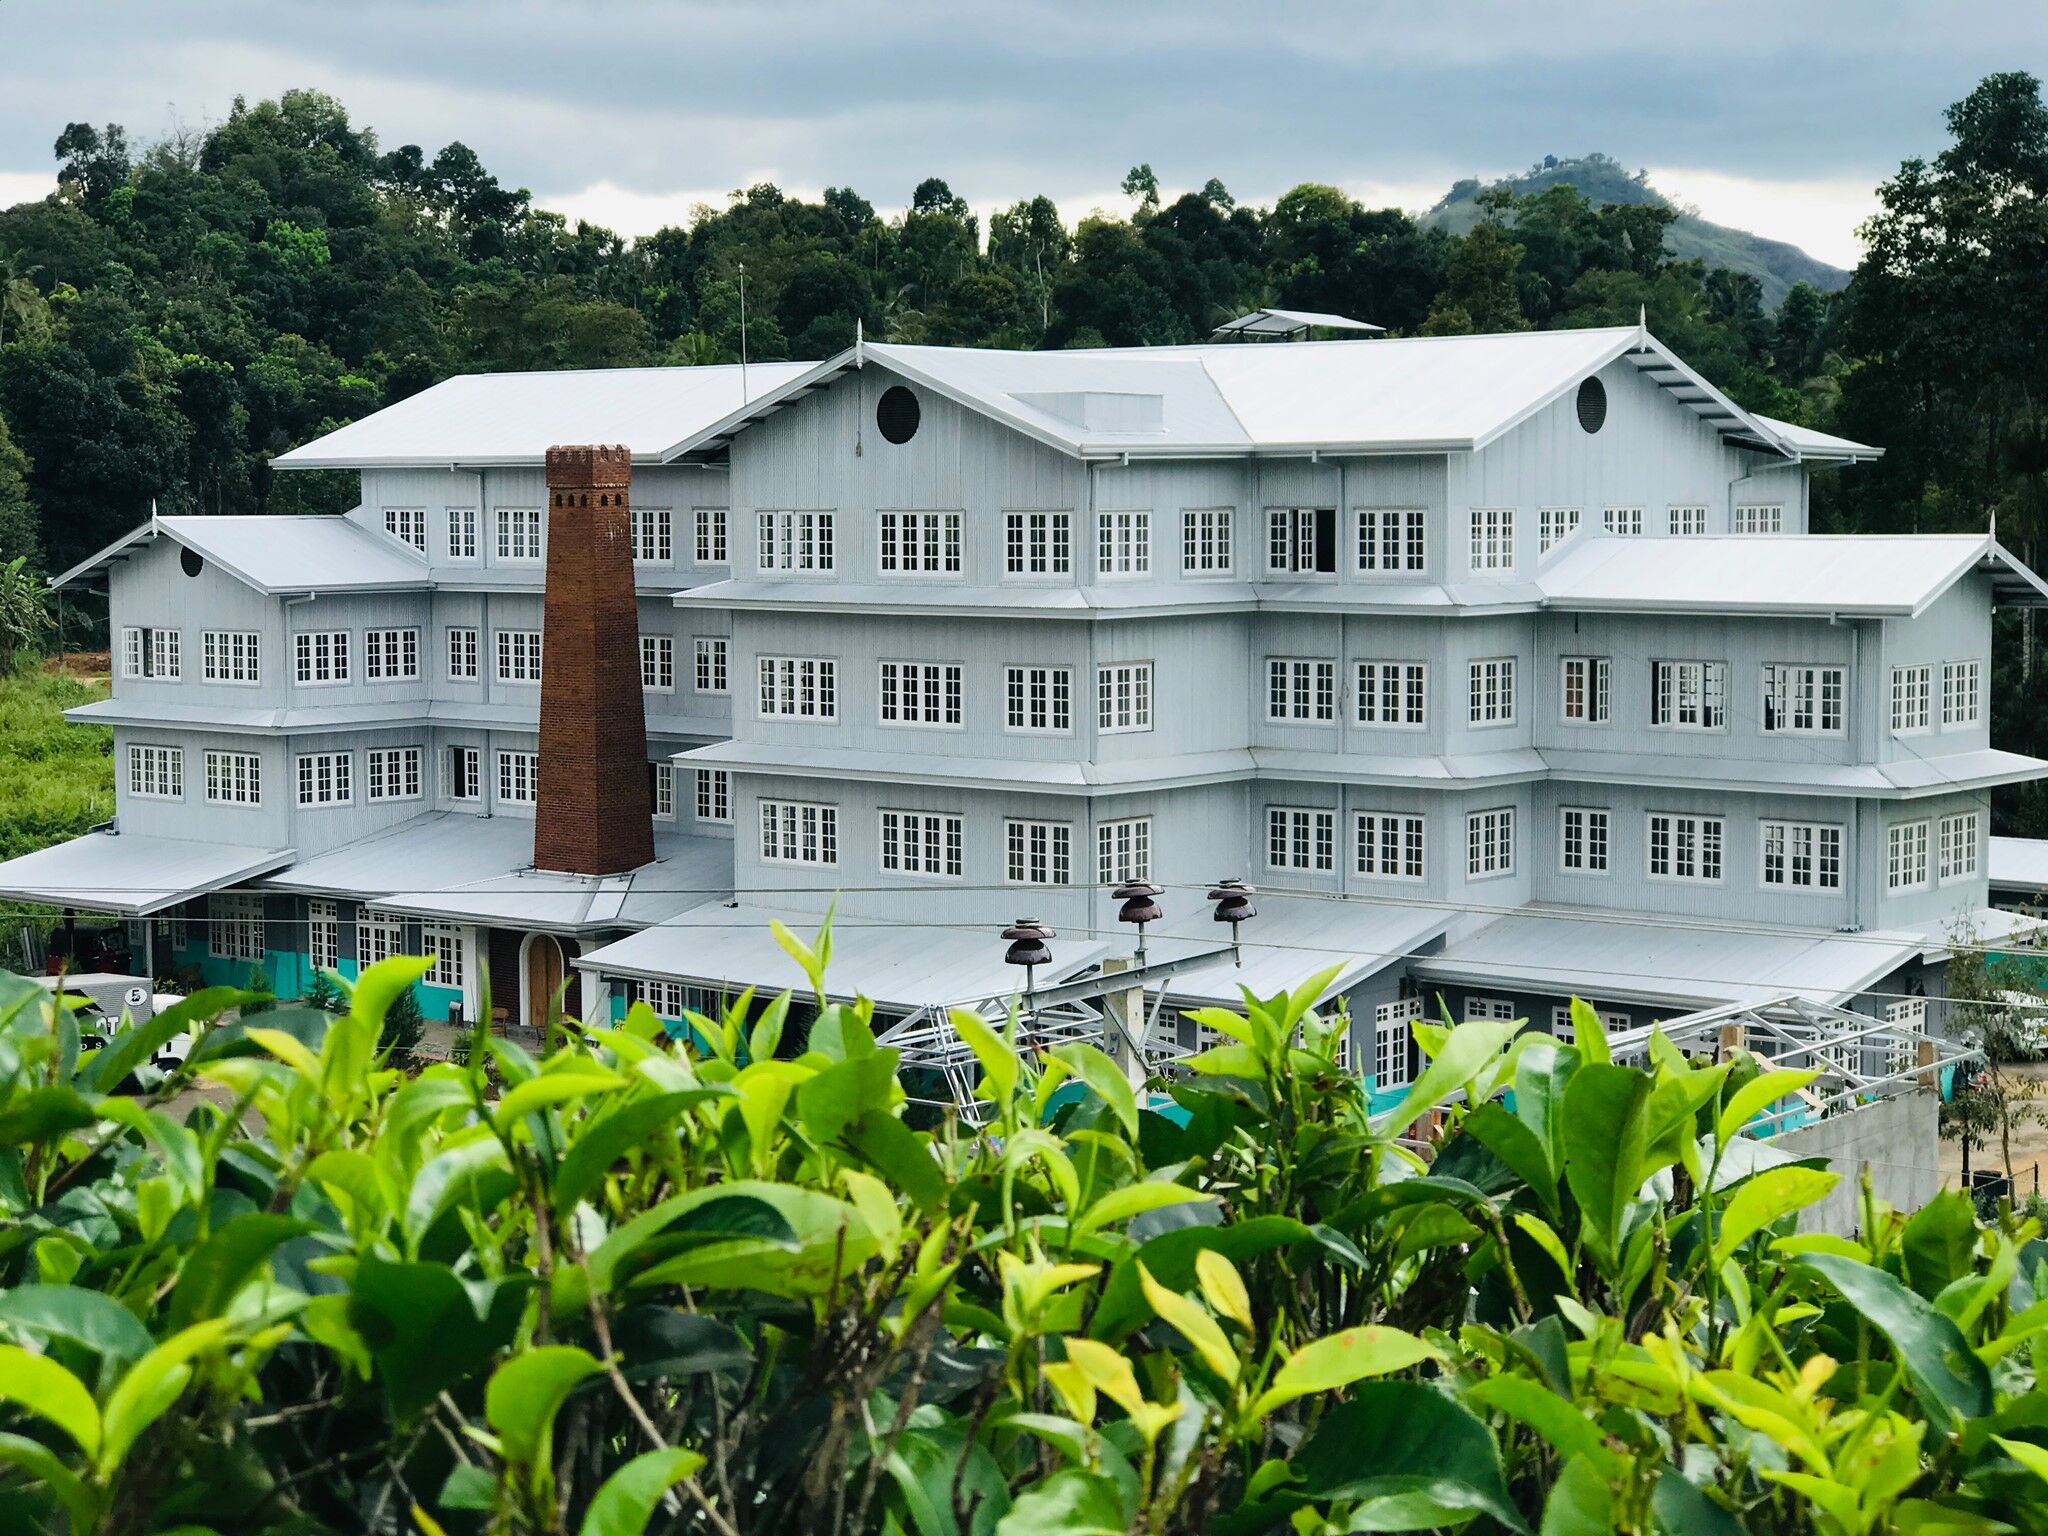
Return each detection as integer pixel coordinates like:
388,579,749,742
3,1,2044,269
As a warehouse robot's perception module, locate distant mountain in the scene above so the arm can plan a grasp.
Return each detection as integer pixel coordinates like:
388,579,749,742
1419,153,1849,308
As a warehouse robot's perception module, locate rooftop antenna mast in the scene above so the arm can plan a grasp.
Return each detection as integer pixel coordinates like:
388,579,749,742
738,261,750,402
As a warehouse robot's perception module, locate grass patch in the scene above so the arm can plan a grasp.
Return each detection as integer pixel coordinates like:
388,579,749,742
0,661,112,861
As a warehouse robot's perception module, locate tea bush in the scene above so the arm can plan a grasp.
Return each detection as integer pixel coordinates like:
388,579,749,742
1,923,2045,1534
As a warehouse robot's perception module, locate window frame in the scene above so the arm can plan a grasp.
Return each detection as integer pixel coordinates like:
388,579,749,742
756,509,836,574
1004,819,1074,885
445,626,480,682
1734,504,1785,535
630,506,674,566
494,505,544,563
1667,504,1708,536
1096,661,1153,734
1560,655,1611,725
878,659,965,729
1266,657,1337,723
446,504,479,561
693,507,729,566
693,637,728,695
1760,818,1845,892
1887,819,1932,892
127,743,183,800
383,505,427,552
1650,659,1728,732
1602,506,1644,536
201,630,261,686
756,655,839,722
876,509,964,578
759,800,840,866
294,750,354,808
1096,816,1152,884
1180,507,1235,576
497,750,539,806
694,768,731,824
494,630,544,685
1355,810,1425,881
1465,806,1516,879
1939,810,1981,883
1942,659,1982,728
1891,664,1933,736
293,630,350,688
1356,660,1427,729
444,745,481,803
1762,662,1847,737
1559,805,1611,875
1096,509,1152,578
1267,805,1337,873
1467,507,1517,574
879,808,966,879
1005,509,1074,578
1646,811,1726,884
365,746,424,803
1467,655,1517,728
1266,506,1337,577
204,749,263,807
1356,507,1427,574
1536,506,1581,555
364,627,421,682
1003,664,1073,734
640,634,675,693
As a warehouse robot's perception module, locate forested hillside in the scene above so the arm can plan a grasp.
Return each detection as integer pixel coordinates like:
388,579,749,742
1422,152,1849,305
1,73,2046,824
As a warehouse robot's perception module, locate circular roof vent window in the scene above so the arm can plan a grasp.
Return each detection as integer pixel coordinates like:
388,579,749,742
1575,376,1608,434
180,547,205,578
876,385,921,445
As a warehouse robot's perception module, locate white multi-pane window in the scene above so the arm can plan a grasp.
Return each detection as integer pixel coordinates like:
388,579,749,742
761,801,839,865
1942,660,1982,727
631,506,673,563
1891,665,1932,734
651,762,675,819
1940,811,1981,882
1267,658,1336,722
640,635,674,692
1885,998,1930,1075
1097,817,1151,883
1602,506,1643,536
444,745,481,802
1466,807,1515,878
1098,509,1151,576
1465,997,1517,1023
1734,504,1784,534
1537,506,1580,554
1762,664,1845,735
878,510,962,575
1761,820,1844,891
1356,812,1425,880
758,656,837,720
307,899,339,972
1097,662,1152,733
202,631,259,684
210,893,267,964
1468,507,1516,572
1357,661,1427,728
695,768,730,823
497,750,539,805
295,630,349,686
757,510,835,572
366,747,423,802
879,660,963,727
1374,999,1421,1088
1560,807,1610,873
128,744,183,799
120,626,183,680
496,630,544,683
1560,656,1610,724
1358,507,1426,572
1182,508,1234,573
496,506,543,561
447,505,478,560
694,507,728,565
1887,820,1931,891
358,913,405,969
1468,656,1517,726
1668,505,1708,536
1005,820,1073,885
1267,507,1336,575
1267,807,1336,872
1006,510,1072,576
365,628,420,681
1550,1005,1630,1042
446,627,479,681
295,751,353,807
1004,665,1072,732
423,921,464,988
636,979,701,1019
1651,660,1727,730
880,810,964,878
1647,812,1724,882
205,750,261,806
384,505,426,551
694,637,728,694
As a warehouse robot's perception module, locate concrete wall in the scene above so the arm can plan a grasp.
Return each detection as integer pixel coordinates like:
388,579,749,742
1771,1089,1942,1236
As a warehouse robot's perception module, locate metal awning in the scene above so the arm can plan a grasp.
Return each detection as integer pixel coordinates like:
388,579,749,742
575,904,1118,1013
0,832,295,917
1158,893,1452,1007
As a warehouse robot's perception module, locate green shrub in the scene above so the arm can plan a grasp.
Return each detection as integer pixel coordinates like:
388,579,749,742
0,925,2043,1535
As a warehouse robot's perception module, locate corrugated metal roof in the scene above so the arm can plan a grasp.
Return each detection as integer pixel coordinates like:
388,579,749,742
1538,532,2044,617
52,515,428,594
1751,413,1882,462
1157,893,1450,1006
271,364,813,469
575,904,1113,1010
676,326,1806,463
1410,908,1924,1011
261,812,730,933
1991,837,2048,894
0,832,295,916
680,739,1257,793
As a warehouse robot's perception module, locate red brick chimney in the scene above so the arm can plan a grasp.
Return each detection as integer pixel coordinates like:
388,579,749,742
533,444,655,875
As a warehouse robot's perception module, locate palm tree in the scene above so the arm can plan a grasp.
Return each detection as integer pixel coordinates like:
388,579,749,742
0,246,44,350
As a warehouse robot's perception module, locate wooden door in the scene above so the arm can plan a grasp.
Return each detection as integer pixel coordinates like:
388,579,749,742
525,934,564,1031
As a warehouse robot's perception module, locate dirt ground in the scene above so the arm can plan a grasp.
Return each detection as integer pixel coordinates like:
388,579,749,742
1935,1058,2048,1196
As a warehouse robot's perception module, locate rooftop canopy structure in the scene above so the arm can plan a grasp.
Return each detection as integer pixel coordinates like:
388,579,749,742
1209,307,1386,340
